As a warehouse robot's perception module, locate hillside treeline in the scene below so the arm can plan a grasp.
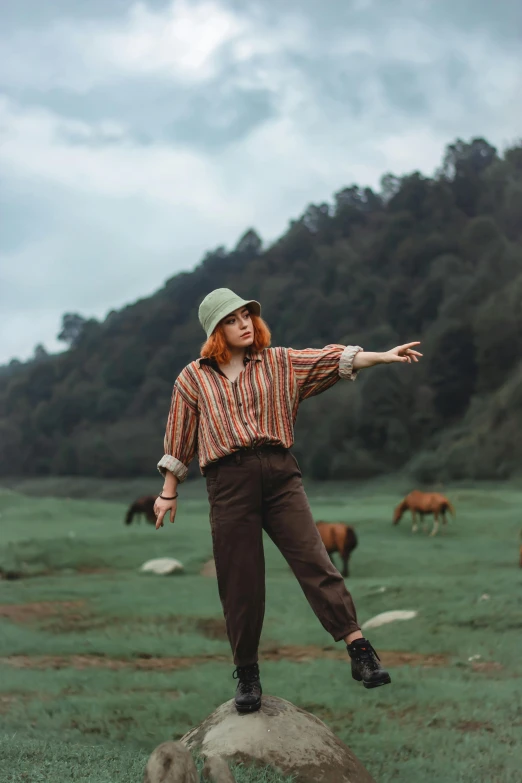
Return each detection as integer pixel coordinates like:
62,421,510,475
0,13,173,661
2,137,522,483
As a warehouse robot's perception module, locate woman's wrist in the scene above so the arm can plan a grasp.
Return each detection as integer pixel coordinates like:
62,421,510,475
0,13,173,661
352,351,385,370
162,472,179,496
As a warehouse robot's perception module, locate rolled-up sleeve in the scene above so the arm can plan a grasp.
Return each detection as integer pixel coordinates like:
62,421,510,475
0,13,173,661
288,344,363,401
157,368,199,482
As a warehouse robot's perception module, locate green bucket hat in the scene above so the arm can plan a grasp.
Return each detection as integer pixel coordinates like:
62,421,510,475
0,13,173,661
198,288,262,338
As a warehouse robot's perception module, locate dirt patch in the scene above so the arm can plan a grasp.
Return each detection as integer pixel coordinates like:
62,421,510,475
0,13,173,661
42,612,229,637
75,567,115,575
0,646,449,672
381,651,448,668
194,617,227,640
456,720,495,733
0,692,53,713
0,654,225,672
386,704,421,722
471,661,504,673
200,559,217,578
40,611,230,638
0,601,86,623
0,566,117,580
0,694,21,713
259,645,448,667
128,688,181,699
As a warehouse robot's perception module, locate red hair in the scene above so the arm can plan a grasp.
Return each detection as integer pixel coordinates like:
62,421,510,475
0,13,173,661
200,313,271,365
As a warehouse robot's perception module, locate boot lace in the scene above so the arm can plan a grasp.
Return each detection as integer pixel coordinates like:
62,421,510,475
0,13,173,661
233,663,260,694
354,641,381,670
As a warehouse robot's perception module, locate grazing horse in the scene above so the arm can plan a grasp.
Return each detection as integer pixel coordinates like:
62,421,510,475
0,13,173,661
316,522,358,577
124,495,157,525
392,490,455,537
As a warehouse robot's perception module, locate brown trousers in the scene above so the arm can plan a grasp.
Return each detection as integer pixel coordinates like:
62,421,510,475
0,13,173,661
204,445,360,666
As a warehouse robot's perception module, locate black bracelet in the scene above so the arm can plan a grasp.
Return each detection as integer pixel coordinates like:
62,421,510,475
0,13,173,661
159,492,178,500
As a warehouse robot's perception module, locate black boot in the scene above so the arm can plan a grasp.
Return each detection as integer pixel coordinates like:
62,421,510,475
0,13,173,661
233,663,262,713
347,638,391,689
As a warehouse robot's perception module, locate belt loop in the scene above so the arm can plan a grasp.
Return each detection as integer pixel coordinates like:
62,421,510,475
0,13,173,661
235,451,241,465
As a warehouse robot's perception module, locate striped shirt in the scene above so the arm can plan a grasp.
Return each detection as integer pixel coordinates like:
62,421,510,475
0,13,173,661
157,344,362,482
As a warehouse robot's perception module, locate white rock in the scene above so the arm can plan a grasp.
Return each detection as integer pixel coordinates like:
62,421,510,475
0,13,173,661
478,594,490,601
361,609,418,630
140,558,184,575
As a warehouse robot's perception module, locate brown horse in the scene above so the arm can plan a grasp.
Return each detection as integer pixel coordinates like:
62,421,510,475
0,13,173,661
124,495,157,525
393,490,455,536
316,522,358,577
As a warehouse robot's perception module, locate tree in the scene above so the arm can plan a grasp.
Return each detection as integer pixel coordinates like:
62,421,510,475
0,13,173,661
234,229,262,256
380,174,401,203
429,322,478,418
57,313,87,346
33,344,48,362
440,138,498,216
441,138,497,180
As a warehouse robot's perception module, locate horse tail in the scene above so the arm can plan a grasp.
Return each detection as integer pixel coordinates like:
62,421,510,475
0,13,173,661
446,500,456,519
124,503,136,525
342,525,358,558
393,499,406,524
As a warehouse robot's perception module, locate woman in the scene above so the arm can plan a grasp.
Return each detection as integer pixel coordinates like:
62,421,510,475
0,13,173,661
154,287,421,713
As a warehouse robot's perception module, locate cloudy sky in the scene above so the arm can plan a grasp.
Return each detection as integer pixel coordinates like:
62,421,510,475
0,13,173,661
1,0,521,364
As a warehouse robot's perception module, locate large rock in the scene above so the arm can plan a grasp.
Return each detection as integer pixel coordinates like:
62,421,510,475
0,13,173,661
181,695,375,783
202,756,236,782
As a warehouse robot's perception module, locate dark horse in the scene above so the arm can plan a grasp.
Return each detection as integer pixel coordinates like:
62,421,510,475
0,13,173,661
124,495,157,525
316,521,358,577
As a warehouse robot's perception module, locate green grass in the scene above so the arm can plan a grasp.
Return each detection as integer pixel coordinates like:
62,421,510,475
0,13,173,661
0,478,521,782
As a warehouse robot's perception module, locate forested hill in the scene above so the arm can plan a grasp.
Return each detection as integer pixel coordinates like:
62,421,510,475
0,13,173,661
2,137,522,483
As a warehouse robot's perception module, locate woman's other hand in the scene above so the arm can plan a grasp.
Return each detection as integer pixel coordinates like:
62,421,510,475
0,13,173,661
381,342,422,364
154,496,178,530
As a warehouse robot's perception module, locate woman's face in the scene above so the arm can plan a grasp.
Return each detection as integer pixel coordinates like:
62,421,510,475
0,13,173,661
221,306,254,350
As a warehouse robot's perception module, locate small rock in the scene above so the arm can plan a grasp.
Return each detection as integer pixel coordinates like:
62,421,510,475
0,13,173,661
361,610,418,630
201,756,236,782
468,655,481,662
143,741,198,783
140,558,184,576
478,594,490,601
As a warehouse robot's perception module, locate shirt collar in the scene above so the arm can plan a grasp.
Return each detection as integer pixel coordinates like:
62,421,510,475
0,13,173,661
198,349,262,368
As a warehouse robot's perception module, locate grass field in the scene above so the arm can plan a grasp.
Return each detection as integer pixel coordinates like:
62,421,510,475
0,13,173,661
0,476,521,783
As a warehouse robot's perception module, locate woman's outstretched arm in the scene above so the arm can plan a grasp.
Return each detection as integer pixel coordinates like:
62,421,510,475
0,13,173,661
353,342,422,369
